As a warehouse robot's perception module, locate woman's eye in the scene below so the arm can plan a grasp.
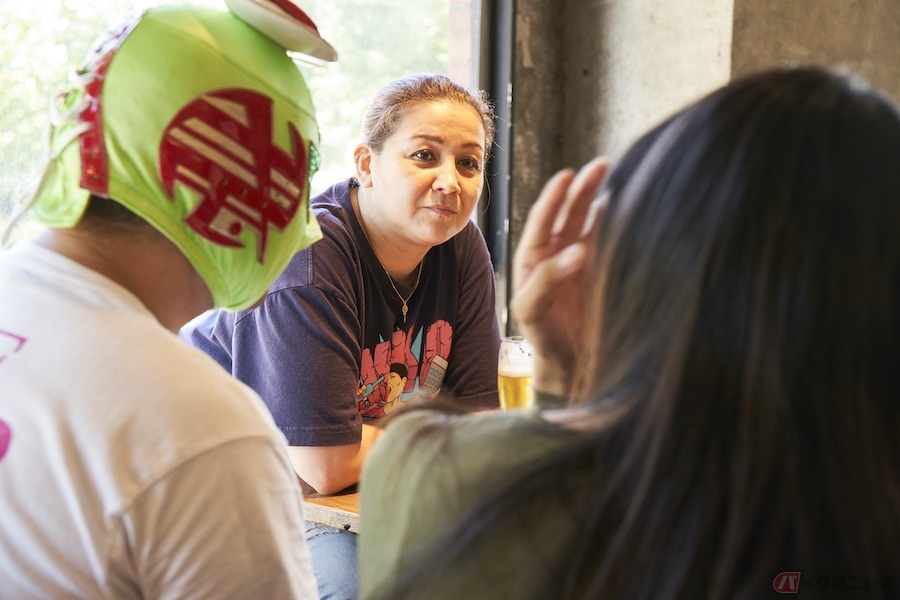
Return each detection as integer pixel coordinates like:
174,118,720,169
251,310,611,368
412,150,435,160
459,158,482,171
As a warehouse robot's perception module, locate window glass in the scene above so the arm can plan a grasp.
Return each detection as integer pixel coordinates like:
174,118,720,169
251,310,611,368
0,0,479,242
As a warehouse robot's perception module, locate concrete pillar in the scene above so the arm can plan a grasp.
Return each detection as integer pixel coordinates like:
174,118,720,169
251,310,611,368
505,0,731,333
503,0,899,332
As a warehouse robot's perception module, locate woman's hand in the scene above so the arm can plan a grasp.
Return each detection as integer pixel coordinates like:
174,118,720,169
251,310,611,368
510,157,608,396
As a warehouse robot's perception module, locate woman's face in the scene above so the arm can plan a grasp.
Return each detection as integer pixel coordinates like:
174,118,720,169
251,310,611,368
360,100,486,251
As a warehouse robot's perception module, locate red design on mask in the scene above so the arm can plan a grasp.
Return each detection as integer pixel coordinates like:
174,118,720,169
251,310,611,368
79,12,143,195
269,0,320,32
159,89,310,263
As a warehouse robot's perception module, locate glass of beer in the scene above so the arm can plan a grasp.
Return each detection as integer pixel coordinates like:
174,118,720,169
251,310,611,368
498,336,534,411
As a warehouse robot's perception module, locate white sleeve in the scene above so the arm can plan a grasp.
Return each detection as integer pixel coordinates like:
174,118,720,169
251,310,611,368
110,437,318,599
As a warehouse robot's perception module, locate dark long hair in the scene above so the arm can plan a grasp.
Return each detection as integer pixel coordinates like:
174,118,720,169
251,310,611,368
373,66,900,599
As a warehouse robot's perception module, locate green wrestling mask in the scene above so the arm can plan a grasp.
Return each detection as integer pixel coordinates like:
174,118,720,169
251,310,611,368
30,0,336,310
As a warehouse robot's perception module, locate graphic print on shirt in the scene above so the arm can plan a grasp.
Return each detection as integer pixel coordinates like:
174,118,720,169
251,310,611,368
0,419,10,462
356,319,452,418
0,329,27,365
0,329,24,462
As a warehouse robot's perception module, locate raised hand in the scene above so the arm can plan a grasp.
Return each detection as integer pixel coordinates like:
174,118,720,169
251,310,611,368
510,157,608,397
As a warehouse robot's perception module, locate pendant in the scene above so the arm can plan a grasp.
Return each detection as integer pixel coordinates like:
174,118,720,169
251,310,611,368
401,302,409,323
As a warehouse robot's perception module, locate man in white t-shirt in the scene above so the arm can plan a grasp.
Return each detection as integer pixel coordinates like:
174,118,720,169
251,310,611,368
0,1,337,597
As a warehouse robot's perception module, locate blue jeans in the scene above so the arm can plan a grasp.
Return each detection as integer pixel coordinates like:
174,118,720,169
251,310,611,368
305,521,359,600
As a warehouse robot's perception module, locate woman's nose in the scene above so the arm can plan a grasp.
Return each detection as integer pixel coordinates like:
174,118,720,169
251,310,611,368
434,161,461,193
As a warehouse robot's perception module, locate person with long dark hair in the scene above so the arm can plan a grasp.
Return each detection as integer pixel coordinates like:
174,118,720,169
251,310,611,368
358,65,900,599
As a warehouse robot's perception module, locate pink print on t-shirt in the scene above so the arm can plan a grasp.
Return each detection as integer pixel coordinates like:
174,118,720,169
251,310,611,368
0,419,12,460
0,420,10,462
0,329,27,365
0,329,24,461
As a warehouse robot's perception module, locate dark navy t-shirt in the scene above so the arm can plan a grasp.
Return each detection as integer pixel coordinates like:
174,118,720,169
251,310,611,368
181,179,501,446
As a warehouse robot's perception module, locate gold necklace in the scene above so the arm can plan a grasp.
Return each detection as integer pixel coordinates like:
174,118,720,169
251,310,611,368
379,259,423,323
356,207,424,323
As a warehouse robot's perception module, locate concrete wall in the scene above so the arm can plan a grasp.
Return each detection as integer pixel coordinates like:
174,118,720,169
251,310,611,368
504,0,732,331
502,0,900,333
512,0,732,197
598,0,733,157
732,0,900,100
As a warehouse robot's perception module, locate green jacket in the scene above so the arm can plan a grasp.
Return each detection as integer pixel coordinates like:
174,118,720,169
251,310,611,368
359,403,580,599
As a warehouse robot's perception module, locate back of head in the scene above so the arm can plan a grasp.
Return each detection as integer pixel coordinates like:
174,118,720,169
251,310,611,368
581,65,900,595
364,66,900,600
27,1,337,310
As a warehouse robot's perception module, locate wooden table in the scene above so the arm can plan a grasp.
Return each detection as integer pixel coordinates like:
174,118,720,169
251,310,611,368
303,487,360,534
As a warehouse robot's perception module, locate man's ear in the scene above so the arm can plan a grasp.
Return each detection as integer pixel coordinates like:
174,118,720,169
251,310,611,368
353,144,374,188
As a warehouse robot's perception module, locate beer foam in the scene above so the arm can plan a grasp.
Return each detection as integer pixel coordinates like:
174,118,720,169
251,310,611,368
498,363,533,378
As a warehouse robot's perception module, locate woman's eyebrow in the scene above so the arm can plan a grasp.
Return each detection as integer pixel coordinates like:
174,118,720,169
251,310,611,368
412,134,484,153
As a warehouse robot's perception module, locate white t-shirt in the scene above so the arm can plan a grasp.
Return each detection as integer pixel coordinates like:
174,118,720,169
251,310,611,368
0,241,318,599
